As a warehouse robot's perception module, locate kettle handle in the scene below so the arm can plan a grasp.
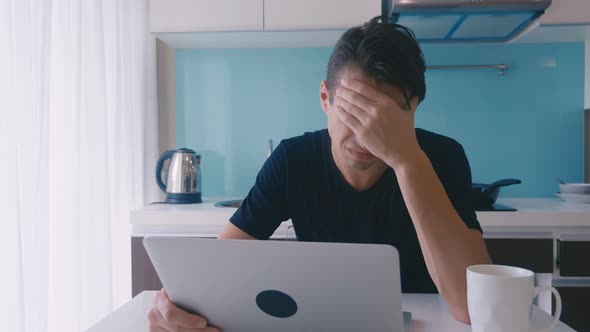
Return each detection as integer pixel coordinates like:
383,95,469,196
155,150,175,192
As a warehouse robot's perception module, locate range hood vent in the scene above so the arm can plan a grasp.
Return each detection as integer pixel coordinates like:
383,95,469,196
383,0,552,43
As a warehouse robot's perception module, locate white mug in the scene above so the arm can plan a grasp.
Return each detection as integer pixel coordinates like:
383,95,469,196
467,264,562,332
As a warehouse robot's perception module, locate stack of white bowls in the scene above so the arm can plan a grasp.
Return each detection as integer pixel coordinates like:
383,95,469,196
557,183,590,203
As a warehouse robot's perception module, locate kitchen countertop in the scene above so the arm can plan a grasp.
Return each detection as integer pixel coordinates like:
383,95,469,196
131,198,590,238
86,291,575,332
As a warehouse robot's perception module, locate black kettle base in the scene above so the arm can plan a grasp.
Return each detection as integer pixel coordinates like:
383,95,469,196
165,192,202,204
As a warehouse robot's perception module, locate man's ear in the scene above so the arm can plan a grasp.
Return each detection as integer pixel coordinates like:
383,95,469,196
409,97,420,114
319,80,331,113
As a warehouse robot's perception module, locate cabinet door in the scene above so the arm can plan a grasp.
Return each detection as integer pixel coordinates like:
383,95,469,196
558,237,590,277
264,0,381,31
149,0,263,33
540,0,590,25
552,284,590,332
484,238,553,273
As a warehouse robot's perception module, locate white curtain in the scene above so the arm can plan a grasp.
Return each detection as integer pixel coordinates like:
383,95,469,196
0,0,159,331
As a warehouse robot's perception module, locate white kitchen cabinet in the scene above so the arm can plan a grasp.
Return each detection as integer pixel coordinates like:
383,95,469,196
149,0,590,48
264,0,381,31
149,0,263,33
539,0,590,25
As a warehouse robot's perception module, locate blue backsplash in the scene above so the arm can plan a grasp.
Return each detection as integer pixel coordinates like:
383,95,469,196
175,42,584,198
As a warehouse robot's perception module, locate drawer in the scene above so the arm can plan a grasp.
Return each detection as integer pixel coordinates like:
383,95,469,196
558,235,590,277
552,282,590,332
484,238,553,273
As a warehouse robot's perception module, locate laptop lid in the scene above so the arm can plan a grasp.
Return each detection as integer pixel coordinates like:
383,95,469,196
143,237,404,332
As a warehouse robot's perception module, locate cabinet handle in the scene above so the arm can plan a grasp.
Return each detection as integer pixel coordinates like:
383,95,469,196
556,239,560,268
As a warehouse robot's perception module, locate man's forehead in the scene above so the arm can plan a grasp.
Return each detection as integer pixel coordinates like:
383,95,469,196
340,66,406,99
341,66,377,86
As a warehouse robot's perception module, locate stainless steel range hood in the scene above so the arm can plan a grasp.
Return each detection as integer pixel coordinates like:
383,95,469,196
383,0,552,43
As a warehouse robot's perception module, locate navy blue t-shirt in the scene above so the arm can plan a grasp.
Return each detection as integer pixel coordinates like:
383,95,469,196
230,128,481,293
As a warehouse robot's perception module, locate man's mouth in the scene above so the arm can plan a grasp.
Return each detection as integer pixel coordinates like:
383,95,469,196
346,140,372,160
350,138,369,152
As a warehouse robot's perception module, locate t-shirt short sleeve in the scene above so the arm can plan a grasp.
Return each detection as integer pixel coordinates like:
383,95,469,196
436,142,482,233
229,142,290,239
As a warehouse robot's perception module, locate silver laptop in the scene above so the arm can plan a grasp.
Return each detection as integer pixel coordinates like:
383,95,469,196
143,237,404,332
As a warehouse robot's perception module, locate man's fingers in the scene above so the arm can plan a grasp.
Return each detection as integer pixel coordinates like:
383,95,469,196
151,304,218,331
148,325,168,332
148,307,175,331
340,78,389,104
336,96,370,124
340,78,415,113
335,105,362,133
336,86,375,113
200,327,222,332
158,289,208,329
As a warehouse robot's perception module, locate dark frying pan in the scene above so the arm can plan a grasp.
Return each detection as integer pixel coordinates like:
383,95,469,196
471,178,522,209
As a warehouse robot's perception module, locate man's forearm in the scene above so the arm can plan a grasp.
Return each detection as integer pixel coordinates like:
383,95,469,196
390,150,491,323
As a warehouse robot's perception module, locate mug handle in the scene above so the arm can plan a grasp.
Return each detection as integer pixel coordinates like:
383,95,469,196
532,285,562,332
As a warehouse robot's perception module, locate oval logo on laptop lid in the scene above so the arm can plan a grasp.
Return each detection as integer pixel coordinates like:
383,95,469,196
256,290,298,318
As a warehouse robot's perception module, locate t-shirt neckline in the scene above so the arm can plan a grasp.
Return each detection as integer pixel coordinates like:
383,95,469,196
323,131,394,196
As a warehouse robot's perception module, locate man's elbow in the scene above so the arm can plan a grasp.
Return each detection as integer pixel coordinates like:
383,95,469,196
450,304,471,324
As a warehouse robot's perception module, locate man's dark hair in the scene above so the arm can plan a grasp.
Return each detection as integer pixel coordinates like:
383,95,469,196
326,16,426,109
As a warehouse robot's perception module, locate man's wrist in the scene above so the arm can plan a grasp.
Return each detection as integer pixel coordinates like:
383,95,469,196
387,147,429,175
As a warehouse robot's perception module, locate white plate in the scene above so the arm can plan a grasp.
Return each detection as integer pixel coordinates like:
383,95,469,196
559,183,590,195
556,192,590,203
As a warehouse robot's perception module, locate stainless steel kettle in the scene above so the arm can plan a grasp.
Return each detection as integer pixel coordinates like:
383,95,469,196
155,148,202,204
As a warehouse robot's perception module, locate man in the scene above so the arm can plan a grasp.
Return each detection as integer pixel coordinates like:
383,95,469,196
148,17,491,332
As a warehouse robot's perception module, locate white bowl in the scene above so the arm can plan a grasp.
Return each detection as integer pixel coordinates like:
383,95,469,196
556,192,590,203
559,183,590,195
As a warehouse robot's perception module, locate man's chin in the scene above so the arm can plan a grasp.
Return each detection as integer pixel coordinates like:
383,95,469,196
344,153,376,171
347,161,373,171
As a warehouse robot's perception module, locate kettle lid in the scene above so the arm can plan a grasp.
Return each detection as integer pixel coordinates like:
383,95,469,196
176,147,196,154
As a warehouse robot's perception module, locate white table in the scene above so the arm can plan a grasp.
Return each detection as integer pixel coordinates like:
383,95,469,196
87,291,576,331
